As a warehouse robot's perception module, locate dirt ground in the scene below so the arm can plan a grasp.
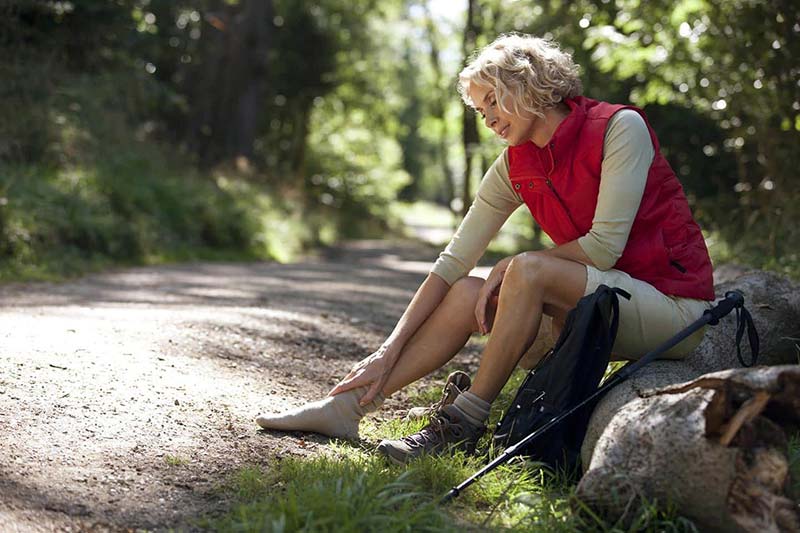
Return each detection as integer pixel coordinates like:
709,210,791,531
0,240,485,532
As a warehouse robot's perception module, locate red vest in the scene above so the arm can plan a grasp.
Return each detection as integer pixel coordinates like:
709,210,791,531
507,96,714,300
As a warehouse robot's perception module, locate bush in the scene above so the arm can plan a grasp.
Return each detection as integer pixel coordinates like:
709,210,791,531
0,152,268,280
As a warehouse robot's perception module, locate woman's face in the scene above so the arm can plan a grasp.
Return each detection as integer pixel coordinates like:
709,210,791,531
468,83,538,146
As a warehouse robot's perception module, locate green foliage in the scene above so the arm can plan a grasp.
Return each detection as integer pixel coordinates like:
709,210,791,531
579,0,799,273
0,62,312,280
1,0,415,273
0,154,262,280
301,97,410,242
2,0,798,276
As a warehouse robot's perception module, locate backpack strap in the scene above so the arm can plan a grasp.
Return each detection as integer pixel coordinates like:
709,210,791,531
609,287,630,341
734,306,759,367
595,285,631,343
703,290,759,367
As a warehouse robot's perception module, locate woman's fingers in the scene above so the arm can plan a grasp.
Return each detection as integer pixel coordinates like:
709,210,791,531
484,296,498,333
328,349,394,399
476,276,501,335
484,288,501,333
328,369,356,395
474,290,488,335
328,353,377,396
328,372,364,396
359,377,384,406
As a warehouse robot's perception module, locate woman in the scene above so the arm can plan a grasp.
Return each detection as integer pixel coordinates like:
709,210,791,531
255,34,714,464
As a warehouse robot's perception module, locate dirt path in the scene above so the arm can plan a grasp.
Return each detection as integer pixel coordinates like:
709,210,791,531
0,240,485,532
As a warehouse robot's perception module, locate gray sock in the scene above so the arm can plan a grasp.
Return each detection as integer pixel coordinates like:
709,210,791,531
255,387,384,440
452,391,491,427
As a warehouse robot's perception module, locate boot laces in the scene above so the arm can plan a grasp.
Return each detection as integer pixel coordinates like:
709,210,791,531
402,413,464,448
427,375,468,414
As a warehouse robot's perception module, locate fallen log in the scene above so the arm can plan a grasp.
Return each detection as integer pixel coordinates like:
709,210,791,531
581,270,800,467
575,365,800,532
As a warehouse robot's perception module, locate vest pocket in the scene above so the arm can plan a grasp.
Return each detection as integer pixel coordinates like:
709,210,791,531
670,260,687,273
617,226,671,278
514,177,582,243
664,226,691,275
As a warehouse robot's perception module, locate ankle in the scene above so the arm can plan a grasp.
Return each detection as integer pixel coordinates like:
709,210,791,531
339,386,384,416
452,391,490,427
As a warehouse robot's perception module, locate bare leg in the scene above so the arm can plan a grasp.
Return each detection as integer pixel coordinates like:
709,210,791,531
468,253,587,402
381,276,483,396
256,276,484,438
375,253,587,462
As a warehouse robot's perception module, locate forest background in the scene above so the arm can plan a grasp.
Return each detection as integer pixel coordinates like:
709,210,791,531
1,0,798,280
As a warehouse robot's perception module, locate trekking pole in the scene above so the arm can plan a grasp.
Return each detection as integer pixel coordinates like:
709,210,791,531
441,290,756,503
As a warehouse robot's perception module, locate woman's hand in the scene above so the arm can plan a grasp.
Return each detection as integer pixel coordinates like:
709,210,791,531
328,345,399,406
475,256,514,335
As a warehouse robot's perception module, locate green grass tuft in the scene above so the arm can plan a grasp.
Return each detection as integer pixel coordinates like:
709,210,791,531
207,453,457,532
788,432,800,502
164,454,190,467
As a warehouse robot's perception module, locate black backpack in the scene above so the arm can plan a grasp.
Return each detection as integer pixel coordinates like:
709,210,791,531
493,284,629,475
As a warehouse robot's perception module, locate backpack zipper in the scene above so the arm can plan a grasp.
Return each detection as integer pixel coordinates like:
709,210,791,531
517,390,546,411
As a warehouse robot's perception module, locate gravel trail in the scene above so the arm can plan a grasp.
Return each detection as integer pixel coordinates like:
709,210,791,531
0,240,483,532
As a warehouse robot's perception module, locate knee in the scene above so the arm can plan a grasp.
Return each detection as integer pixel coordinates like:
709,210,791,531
505,252,556,289
446,276,483,304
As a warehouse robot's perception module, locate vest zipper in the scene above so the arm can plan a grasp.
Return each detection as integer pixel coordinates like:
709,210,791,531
542,177,582,236
543,143,571,213
545,178,569,213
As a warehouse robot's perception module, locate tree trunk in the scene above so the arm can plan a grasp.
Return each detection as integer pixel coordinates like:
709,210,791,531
461,113,479,218
576,365,800,532
460,0,480,219
422,0,457,210
291,102,311,182
577,271,800,531
190,0,273,165
233,0,273,160
582,270,800,466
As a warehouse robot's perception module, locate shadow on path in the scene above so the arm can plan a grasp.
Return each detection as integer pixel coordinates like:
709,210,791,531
0,240,483,531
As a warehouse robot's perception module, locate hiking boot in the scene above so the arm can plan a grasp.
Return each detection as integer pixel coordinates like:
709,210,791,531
405,370,471,420
377,404,485,465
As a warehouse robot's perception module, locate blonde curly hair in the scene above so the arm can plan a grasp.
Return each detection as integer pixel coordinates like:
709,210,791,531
458,34,582,119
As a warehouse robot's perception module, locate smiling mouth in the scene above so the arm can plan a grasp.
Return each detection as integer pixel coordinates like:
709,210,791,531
499,125,509,138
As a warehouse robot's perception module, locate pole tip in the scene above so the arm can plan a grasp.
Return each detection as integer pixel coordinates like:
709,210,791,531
441,488,459,503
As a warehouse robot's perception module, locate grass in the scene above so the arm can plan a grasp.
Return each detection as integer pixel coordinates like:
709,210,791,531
164,454,190,467
0,156,319,282
788,432,800,502
206,366,703,533
0,153,410,283
209,453,456,532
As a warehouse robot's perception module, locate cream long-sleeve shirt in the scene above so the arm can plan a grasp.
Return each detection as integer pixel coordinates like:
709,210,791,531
431,109,655,285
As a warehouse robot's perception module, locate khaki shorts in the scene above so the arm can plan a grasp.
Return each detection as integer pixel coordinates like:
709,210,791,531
584,266,712,360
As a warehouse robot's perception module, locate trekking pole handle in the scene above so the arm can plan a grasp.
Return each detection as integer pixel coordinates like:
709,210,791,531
705,290,744,325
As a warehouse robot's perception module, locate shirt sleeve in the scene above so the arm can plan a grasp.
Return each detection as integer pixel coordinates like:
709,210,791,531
430,150,523,285
577,109,655,271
